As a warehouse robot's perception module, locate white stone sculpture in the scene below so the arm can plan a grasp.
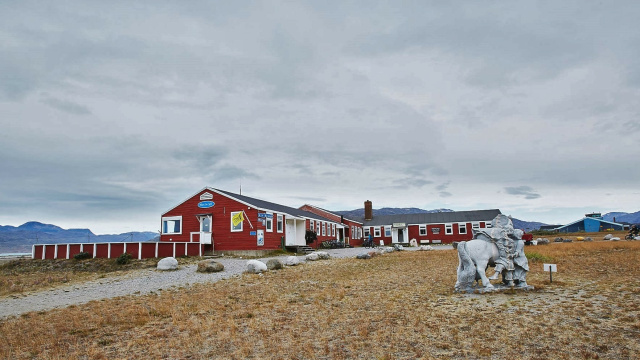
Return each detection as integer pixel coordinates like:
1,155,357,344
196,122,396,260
455,214,532,292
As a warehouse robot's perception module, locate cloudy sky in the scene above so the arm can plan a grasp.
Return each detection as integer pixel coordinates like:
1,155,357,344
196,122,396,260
1,1,639,234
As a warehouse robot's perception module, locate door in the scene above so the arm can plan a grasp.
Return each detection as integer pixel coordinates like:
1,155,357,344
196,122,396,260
200,216,212,244
398,228,405,243
285,219,296,246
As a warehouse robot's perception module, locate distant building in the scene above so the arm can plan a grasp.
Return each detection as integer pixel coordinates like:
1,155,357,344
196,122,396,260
554,213,624,233
352,201,501,245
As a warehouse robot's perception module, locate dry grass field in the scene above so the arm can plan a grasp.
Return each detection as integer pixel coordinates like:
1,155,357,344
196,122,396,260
1,233,639,359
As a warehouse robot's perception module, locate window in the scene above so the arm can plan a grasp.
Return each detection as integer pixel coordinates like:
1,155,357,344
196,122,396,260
310,220,314,230
384,226,391,237
358,228,362,239
351,226,354,238
459,223,467,235
230,211,243,232
445,223,453,235
317,222,320,235
322,222,326,236
332,224,335,236
485,221,492,228
162,216,182,234
266,213,273,232
277,214,283,233
419,224,427,236
432,227,440,234
364,227,370,237
374,227,381,237
472,222,480,230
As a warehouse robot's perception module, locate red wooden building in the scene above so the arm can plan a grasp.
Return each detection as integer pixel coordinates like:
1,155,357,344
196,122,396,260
160,188,343,255
298,204,364,247
359,201,501,245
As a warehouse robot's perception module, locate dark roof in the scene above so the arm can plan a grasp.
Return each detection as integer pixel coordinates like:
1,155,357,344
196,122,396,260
361,209,502,226
539,225,562,231
214,189,334,223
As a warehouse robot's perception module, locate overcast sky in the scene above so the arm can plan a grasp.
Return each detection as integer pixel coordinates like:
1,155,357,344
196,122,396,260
2,1,639,234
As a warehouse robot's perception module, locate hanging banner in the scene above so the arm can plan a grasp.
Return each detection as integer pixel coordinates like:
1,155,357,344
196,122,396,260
232,211,244,227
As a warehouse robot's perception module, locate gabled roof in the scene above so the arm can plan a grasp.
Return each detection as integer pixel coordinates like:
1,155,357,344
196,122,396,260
300,204,363,225
361,209,502,226
210,188,337,223
555,217,623,231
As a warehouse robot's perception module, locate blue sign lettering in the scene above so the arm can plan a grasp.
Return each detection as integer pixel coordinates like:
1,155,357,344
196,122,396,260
258,213,273,218
198,201,215,208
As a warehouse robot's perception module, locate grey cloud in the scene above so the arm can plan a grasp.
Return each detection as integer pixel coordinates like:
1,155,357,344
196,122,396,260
40,97,91,115
439,191,452,198
504,186,541,200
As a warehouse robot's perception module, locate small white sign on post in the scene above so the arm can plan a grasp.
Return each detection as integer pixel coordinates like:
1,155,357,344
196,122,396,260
543,263,557,283
543,264,557,272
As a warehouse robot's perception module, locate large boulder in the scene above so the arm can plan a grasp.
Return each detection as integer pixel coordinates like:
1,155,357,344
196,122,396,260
266,258,283,270
603,234,613,240
611,237,621,241
246,260,268,273
554,237,564,243
157,257,178,271
562,238,573,243
536,238,550,245
356,253,371,259
383,247,395,253
393,244,405,251
284,256,301,266
584,237,593,242
418,245,433,251
316,251,330,260
197,259,224,273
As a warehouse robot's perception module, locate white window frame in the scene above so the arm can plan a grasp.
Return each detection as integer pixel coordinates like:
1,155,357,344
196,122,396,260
485,221,492,228
162,216,182,235
266,213,273,232
332,224,335,236
277,214,283,233
358,228,362,239
458,223,467,235
472,222,480,230
445,223,453,235
374,227,381,237
310,220,314,231
419,224,427,236
384,226,391,237
317,222,320,235
364,227,370,237
322,222,326,236
230,211,243,232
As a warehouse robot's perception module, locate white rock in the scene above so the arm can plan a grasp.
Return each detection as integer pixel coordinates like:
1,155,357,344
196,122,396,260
157,257,178,271
603,234,613,240
316,251,330,260
409,239,418,247
284,256,301,266
419,245,433,251
531,240,538,246
611,237,621,241
246,260,268,273
305,253,319,261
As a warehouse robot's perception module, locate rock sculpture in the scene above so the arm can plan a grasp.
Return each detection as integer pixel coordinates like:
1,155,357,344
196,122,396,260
455,214,532,292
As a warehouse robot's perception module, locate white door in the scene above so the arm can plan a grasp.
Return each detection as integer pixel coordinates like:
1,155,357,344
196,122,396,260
200,216,212,244
285,219,296,246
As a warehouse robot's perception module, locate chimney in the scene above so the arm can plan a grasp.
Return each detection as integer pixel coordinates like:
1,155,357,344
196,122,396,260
364,200,372,220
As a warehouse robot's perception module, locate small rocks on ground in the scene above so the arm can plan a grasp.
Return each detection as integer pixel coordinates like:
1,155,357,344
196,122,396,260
266,258,283,270
356,253,371,259
157,257,178,271
197,259,224,273
246,260,268,273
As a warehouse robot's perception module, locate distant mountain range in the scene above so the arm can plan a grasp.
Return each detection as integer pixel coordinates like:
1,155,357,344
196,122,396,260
602,211,640,224
335,207,546,232
0,222,158,254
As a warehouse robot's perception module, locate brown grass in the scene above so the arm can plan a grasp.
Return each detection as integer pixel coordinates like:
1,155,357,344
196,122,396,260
1,237,639,359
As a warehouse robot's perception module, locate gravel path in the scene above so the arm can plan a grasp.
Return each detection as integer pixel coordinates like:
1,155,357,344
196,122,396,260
0,246,451,319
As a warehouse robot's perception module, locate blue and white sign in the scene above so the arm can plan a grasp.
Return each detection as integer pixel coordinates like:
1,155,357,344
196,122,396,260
250,231,257,236
257,230,264,246
198,201,215,208
258,213,273,218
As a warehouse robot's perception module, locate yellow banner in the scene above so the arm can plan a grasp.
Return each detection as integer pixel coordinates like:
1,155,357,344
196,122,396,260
232,211,244,227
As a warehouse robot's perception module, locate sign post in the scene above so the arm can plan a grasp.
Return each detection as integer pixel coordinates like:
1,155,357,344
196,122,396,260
543,263,557,283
